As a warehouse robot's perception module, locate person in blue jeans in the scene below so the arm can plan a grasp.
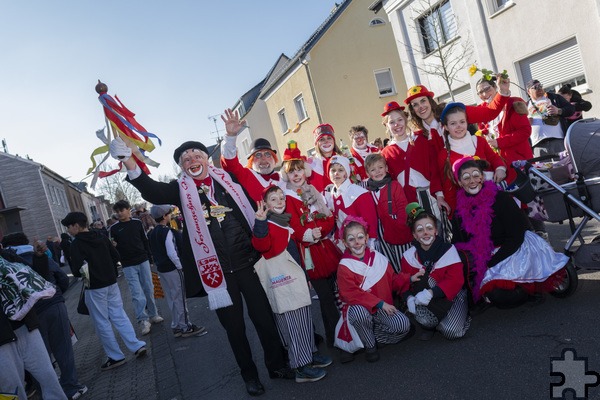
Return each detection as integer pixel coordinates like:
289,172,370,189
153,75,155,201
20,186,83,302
62,212,148,371
109,200,163,335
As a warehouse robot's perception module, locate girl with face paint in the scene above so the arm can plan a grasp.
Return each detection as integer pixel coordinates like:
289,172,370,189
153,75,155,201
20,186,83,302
307,124,342,193
452,157,571,310
336,218,411,362
399,203,470,340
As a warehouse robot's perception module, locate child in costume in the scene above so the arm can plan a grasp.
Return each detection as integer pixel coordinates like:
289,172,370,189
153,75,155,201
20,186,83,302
400,203,470,340
364,153,413,272
325,155,378,251
281,141,341,349
336,217,411,363
308,124,341,193
252,185,331,383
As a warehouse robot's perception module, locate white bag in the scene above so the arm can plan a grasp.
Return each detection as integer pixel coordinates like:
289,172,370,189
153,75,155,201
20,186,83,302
334,306,363,353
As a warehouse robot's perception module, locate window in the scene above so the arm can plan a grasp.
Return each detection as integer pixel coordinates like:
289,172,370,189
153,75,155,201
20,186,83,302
519,38,588,94
235,103,246,118
374,68,396,97
438,85,475,106
278,108,289,133
369,17,386,27
418,0,457,54
294,94,308,121
241,138,250,156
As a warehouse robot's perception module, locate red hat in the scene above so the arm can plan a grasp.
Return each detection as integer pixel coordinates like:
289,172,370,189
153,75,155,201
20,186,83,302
381,101,405,117
404,85,435,105
313,124,335,144
282,140,305,162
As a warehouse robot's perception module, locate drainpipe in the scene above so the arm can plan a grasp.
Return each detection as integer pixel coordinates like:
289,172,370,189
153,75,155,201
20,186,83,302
476,0,497,72
301,57,323,124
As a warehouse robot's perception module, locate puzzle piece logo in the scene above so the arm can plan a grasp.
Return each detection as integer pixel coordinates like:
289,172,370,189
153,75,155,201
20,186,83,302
551,348,599,399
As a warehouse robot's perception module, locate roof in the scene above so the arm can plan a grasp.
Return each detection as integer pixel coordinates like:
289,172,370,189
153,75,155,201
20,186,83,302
259,1,351,98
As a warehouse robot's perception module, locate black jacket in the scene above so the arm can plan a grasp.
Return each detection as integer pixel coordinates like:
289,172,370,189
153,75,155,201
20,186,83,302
148,224,182,273
70,230,121,289
108,219,153,266
127,171,259,297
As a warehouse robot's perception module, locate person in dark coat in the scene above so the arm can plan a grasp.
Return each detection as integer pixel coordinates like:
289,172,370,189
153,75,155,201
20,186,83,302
108,136,293,396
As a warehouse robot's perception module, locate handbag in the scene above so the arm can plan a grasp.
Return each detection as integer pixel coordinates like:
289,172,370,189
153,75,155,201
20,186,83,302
334,306,363,353
77,285,89,315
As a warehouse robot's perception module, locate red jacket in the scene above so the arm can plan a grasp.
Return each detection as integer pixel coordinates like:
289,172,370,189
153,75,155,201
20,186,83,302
350,144,379,181
251,220,292,259
221,155,282,203
369,180,412,245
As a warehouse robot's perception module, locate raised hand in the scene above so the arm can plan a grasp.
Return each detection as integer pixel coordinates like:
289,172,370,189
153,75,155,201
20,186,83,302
255,201,268,221
221,108,247,137
497,73,511,96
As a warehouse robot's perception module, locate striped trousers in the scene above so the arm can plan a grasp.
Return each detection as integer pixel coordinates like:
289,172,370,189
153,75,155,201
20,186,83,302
347,305,411,349
414,289,471,340
376,222,412,273
274,306,316,369
159,269,192,330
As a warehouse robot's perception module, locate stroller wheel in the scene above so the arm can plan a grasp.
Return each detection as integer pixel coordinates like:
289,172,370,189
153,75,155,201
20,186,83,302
550,261,579,298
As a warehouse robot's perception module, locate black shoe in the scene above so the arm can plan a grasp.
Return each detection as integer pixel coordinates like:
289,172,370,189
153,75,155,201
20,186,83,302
135,346,147,358
268,367,295,379
365,347,380,363
100,357,126,371
418,329,435,341
245,379,265,396
338,349,355,364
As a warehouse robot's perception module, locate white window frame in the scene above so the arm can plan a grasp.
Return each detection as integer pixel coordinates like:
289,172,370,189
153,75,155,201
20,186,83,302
369,17,386,27
294,94,308,122
278,108,289,134
374,68,396,97
418,0,457,55
241,138,250,156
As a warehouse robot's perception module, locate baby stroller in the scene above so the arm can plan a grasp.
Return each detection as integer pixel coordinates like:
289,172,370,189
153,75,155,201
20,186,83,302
508,118,600,297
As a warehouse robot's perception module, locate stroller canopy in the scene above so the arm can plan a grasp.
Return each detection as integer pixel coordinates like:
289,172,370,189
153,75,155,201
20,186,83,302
566,118,600,179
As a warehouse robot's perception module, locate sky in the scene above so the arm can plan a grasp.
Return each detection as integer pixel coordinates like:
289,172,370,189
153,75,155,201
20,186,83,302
0,1,337,188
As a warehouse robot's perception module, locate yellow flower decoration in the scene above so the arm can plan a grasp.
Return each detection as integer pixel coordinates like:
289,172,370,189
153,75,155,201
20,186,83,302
469,64,478,77
409,86,421,95
475,130,483,137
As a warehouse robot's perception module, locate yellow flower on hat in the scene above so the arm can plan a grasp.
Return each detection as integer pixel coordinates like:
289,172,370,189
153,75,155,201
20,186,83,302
409,86,421,95
469,64,478,77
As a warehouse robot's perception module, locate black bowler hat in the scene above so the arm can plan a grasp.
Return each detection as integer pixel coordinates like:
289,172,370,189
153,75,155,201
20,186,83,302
247,138,276,159
173,141,209,163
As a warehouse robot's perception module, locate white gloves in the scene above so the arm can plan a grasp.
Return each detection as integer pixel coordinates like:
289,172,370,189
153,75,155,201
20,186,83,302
109,137,132,162
406,296,416,314
415,289,433,306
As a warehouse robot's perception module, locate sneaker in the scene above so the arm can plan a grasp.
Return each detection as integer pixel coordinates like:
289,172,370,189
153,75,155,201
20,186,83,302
70,386,88,400
268,367,295,379
150,315,164,324
100,357,126,371
535,230,549,241
311,352,332,368
365,347,380,363
135,346,147,358
181,324,207,338
173,328,183,338
338,349,355,364
140,320,151,335
295,365,327,383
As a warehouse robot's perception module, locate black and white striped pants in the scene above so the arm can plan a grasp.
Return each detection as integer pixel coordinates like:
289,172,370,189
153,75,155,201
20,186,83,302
347,305,411,349
274,305,316,369
415,289,471,340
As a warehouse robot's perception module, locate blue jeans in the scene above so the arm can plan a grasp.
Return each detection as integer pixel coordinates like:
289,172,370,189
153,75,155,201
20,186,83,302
86,283,146,360
0,325,67,400
122,261,158,322
37,302,84,398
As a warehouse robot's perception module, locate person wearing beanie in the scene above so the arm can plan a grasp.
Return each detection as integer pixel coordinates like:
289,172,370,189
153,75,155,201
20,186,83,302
325,155,378,251
220,108,284,202
109,132,292,396
348,125,379,181
280,140,341,351
147,205,207,339
308,123,341,193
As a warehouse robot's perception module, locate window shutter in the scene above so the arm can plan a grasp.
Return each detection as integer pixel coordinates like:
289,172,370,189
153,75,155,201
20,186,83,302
520,38,585,88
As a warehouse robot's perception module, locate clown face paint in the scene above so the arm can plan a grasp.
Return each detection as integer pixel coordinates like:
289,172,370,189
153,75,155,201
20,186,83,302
287,167,307,189
252,151,275,175
352,131,367,149
318,135,335,155
180,149,209,179
412,216,437,250
265,188,286,214
343,225,368,258
458,167,484,195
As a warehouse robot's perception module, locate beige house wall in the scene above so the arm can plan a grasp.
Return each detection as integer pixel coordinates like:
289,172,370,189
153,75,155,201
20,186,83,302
236,100,278,160
308,0,408,144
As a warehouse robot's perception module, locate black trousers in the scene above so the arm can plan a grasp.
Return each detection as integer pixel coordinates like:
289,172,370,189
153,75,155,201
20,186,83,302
215,267,286,381
310,275,340,348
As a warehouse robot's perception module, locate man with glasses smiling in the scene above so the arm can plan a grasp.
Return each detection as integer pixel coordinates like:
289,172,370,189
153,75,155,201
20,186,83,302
220,108,284,203
526,79,575,157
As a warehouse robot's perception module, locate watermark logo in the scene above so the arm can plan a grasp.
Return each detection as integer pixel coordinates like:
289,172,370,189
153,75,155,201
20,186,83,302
551,348,599,399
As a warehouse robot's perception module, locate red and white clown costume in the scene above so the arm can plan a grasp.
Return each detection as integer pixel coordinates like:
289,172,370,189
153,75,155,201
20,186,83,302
221,136,284,203
337,217,411,351
350,143,379,182
325,156,378,251
308,124,337,193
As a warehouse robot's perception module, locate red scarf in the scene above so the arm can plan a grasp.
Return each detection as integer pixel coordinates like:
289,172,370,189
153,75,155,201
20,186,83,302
454,181,498,302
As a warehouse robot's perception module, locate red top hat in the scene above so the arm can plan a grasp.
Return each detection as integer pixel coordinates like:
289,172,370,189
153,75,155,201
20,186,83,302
283,140,305,162
404,85,435,105
313,124,335,144
381,101,405,117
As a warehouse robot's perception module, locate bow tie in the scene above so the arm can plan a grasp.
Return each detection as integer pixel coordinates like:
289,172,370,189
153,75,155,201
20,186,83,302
194,176,212,187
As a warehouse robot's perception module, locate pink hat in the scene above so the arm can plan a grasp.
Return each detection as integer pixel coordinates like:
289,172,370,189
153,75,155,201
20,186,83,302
313,124,335,144
452,156,480,181
338,215,369,239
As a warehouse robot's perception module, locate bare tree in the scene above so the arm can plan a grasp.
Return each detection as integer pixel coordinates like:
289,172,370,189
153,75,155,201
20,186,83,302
404,0,474,100
95,164,143,204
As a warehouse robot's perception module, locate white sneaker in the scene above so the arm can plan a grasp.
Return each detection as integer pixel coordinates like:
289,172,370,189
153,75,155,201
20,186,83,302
150,315,164,324
70,386,88,400
140,320,151,335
